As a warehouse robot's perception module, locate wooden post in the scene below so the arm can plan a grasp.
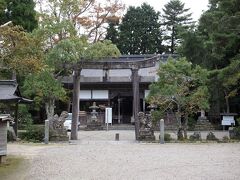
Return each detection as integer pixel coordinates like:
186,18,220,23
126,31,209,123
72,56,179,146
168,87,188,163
71,69,81,140
13,102,19,137
118,97,121,124
0,117,8,164
132,67,140,140
115,133,119,141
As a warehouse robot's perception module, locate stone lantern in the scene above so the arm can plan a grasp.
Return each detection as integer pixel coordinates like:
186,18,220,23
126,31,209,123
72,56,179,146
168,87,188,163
85,102,103,130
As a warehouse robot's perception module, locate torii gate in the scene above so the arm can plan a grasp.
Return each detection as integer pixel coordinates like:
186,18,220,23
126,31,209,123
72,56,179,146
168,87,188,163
65,54,162,140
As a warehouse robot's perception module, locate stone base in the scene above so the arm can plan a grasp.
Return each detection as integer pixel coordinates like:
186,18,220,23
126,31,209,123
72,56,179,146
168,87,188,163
50,134,69,141
7,126,16,141
139,130,155,141
50,130,69,141
194,119,214,131
85,122,103,131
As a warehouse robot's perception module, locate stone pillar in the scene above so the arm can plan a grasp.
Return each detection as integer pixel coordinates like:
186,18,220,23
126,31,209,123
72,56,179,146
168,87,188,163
44,120,49,144
198,110,207,121
131,67,140,140
160,119,165,144
200,110,205,118
71,69,81,140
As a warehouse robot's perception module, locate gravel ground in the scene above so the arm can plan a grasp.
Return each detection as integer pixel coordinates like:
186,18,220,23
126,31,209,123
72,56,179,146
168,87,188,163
6,130,240,180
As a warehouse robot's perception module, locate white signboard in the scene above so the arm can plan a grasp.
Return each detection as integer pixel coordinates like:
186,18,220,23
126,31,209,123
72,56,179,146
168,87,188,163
105,108,112,124
221,116,235,126
144,90,150,98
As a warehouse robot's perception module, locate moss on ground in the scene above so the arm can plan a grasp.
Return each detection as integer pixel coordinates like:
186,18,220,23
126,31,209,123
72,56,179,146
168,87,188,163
0,156,27,180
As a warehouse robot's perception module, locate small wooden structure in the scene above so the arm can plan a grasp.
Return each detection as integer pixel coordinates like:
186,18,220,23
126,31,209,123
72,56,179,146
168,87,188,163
0,80,32,136
0,114,13,164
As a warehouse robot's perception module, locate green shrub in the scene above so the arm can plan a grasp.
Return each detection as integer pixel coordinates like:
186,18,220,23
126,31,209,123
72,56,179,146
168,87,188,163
229,127,240,140
164,133,172,142
206,132,218,141
18,104,33,130
151,110,164,123
189,132,201,141
23,125,45,142
187,116,197,131
236,118,240,126
17,131,27,140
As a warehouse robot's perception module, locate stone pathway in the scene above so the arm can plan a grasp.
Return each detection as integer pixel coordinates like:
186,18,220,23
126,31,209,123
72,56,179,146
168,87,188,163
6,130,240,180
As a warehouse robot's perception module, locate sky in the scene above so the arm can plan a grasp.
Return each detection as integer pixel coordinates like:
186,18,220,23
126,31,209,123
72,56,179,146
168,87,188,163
121,0,209,21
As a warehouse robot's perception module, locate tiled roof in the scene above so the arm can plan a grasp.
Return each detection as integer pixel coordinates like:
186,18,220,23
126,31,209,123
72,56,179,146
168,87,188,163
0,80,32,103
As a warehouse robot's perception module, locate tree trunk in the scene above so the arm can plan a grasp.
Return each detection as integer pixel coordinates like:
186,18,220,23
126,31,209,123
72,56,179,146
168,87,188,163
224,91,230,113
225,97,230,113
71,69,81,140
176,104,181,127
13,102,19,137
45,98,55,120
171,26,175,54
176,104,184,140
183,114,188,139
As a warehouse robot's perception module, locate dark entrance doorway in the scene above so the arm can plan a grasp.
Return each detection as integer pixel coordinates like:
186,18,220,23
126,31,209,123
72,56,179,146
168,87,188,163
111,96,133,124
121,97,133,124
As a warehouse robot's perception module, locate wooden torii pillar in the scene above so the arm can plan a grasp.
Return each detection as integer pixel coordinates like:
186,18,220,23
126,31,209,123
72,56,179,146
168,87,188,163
131,66,140,140
71,69,81,140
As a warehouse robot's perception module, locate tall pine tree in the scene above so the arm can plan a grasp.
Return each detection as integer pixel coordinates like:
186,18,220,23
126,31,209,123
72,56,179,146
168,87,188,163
105,22,119,45
117,3,163,54
162,0,193,54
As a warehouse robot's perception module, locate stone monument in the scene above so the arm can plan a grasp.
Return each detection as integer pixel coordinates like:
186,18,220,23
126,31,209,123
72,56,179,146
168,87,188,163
194,110,214,131
138,112,155,141
85,102,103,131
49,111,69,141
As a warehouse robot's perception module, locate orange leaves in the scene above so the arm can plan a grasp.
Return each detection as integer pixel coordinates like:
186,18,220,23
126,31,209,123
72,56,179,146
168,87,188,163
76,0,125,42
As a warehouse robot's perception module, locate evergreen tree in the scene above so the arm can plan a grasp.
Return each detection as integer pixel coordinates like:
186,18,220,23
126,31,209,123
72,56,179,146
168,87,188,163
178,29,207,66
180,0,240,114
0,0,7,24
105,22,119,45
147,58,209,139
0,0,38,32
162,0,193,53
117,3,163,54
197,0,240,69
